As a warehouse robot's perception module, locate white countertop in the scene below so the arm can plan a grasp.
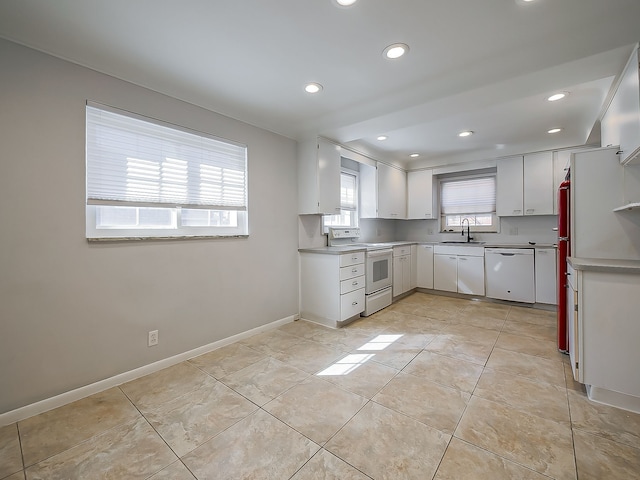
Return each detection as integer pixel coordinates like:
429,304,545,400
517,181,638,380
299,242,557,254
568,257,640,274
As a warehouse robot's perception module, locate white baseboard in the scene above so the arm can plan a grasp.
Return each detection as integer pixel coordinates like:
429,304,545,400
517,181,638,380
586,384,640,414
0,314,297,426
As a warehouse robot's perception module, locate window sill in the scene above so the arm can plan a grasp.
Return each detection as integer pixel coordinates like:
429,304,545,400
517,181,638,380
87,234,249,243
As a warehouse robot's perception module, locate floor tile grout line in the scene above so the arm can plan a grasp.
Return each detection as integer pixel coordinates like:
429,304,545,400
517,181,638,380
15,421,26,477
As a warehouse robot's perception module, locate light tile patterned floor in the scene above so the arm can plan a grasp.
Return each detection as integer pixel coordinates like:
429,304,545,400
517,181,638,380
2,292,640,479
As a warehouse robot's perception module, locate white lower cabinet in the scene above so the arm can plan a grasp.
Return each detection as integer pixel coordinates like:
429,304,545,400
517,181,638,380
300,251,365,328
535,247,557,304
434,254,458,292
434,245,485,295
457,255,485,295
567,261,640,412
416,244,434,289
393,245,413,297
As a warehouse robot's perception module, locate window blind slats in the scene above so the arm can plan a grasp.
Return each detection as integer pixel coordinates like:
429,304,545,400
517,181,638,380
86,106,247,209
441,177,496,215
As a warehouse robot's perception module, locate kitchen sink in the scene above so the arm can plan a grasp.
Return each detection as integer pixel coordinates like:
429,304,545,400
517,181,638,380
440,241,486,245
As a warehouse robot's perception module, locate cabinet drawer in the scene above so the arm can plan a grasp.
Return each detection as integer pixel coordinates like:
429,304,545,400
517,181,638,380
340,252,365,267
340,275,365,294
340,288,365,321
393,245,411,257
340,263,365,281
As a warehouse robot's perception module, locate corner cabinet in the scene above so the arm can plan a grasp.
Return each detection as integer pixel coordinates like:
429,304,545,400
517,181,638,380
407,169,435,219
297,137,342,215
361,162,407,219
300,251,366,328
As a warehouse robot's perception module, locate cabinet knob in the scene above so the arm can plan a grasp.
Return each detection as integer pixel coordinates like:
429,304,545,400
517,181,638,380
352,301,358,306
352,281,358,286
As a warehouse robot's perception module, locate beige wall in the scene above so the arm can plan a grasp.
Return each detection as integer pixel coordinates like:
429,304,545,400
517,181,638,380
0,39,299,414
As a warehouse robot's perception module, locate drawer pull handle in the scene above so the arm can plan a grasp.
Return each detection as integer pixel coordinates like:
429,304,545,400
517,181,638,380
352,281,358,286
352,256,358,260
352,268,358,273
352,301,358,306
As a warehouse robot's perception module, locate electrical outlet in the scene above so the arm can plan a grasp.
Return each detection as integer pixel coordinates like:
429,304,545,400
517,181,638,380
148,330,158,347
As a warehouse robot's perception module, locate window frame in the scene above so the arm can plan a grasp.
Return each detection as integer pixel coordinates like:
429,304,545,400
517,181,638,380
323,168,359,232
85,103,248,240
439,172,498,233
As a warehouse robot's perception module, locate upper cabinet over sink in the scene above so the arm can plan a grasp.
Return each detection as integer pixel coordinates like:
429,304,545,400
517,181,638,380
497,152,554,216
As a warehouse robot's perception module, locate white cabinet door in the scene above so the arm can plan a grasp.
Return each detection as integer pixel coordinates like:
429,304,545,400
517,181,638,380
434,254,457,292
377,163,407,219
410,244,417,289
457,255,485,295
535,248,557,304
524,151,554,215
393,255,411,296
407,169,434,219
416,244,434,289
553,150,570,214
393,256,403,297
497,156,524,216
297,138,341,214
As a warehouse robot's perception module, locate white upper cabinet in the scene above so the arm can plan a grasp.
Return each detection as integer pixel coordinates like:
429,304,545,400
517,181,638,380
297,137,341,215
523,151,554,216
407,169,435,219
378,163,407,219
361,162,407,219
602,45,640,165
497,152,554,216
497,156,524,216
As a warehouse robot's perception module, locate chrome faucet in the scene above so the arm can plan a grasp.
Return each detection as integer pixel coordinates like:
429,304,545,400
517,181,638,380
461,218,473,242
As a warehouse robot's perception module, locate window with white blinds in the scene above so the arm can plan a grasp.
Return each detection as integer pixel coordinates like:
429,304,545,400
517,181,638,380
440,174,497,232
323,170,359,230
85,103,248,239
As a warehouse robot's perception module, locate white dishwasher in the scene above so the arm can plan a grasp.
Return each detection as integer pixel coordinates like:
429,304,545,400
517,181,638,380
485,248,535,303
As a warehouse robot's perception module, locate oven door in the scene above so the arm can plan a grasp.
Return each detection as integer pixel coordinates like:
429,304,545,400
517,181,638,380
366,249,393,294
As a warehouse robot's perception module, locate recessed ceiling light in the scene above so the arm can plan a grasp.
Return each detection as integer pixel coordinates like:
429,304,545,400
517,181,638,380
410,153,420,158
377,135,388,141
335,0,357,6
383,43,409,59
547,92,568,102
458,130,474,137
548,128,563,134
304,83,323,94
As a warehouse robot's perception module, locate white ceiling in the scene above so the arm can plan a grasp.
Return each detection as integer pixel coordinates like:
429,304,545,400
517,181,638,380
0,0,638,168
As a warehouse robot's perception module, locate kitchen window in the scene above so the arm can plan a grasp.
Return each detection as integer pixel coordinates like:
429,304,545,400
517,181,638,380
85,103,248,239
440,174,497,232
323,169,359,230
